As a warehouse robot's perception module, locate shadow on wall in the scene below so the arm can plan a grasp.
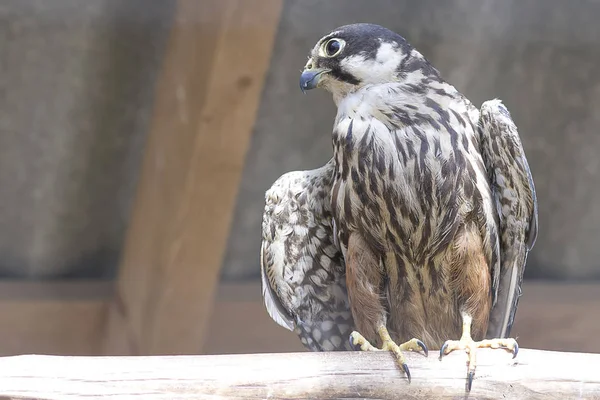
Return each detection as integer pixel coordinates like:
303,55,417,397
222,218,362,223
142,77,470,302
222,0,600,281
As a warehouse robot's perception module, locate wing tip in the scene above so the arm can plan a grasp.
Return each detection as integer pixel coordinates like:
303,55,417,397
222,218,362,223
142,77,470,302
260,242,296,332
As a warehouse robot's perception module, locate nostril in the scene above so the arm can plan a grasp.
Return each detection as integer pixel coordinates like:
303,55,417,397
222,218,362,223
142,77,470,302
306,62,313,70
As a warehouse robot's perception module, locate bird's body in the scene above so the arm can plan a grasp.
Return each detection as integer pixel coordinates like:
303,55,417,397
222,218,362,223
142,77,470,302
261,160,356,351
330,79,498,349
262,23,537,390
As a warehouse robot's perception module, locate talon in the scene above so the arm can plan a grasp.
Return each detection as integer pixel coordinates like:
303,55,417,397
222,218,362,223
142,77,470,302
467,371,475,392
352,326,423,383
439,341,449,360
416,339,429,357
440,315,519,392
348,335,357,350
402,362,411,383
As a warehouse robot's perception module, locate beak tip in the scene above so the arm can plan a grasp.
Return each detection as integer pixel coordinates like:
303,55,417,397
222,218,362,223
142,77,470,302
299,69,324,93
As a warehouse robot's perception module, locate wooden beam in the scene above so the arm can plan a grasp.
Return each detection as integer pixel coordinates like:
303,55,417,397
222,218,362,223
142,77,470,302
204,281,600,355
103,0,283,355
204,286,307,355
0,350,598,399
0,282,110,356
0,281,113,301
0,281,594,358
0,301,106,357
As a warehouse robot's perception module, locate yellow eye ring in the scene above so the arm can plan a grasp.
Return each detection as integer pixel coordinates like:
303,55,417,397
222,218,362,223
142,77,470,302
321,38,345,57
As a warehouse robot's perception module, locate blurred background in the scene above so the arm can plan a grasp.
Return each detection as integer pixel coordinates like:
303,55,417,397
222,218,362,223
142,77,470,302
0,0,598,357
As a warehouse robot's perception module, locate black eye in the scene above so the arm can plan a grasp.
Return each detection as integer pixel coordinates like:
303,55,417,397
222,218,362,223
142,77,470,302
325,39,341,56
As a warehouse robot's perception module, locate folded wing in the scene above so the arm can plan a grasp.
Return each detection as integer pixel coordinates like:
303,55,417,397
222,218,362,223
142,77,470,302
260,161,355,351
479,99,538,339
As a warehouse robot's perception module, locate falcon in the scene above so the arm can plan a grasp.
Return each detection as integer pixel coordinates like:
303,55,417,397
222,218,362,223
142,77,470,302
260,159,357,351
297,23,538,390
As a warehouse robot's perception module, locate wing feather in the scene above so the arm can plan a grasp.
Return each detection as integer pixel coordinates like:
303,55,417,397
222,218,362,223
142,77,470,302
479,99,538,339
260,240,295,331
259,161,355,350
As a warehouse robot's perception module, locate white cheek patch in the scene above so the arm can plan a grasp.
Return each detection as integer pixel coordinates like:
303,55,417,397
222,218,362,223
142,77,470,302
340,41,404,83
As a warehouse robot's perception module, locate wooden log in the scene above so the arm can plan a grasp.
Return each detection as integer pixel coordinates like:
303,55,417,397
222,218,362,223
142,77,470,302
0,349,598,399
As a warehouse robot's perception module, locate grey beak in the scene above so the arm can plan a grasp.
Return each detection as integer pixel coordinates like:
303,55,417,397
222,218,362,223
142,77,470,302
300,69,326,93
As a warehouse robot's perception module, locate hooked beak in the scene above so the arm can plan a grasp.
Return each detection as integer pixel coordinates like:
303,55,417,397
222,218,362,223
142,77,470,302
299,68,328,93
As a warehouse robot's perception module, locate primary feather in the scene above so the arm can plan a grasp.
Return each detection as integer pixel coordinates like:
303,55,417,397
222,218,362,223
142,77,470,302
478,99,538,338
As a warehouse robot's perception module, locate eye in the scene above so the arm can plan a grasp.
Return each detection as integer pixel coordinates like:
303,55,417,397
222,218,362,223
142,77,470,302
324,39,343,57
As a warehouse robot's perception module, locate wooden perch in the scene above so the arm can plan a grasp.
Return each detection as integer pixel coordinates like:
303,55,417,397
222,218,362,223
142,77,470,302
0,349,598,399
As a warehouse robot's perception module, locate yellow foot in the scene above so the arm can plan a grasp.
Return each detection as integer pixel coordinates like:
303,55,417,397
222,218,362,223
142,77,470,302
439,336,519,391
349,328,428,383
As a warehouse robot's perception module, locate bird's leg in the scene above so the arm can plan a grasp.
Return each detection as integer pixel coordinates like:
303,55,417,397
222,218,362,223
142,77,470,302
344,233,427,382
439,314,518,391
349,324,428,383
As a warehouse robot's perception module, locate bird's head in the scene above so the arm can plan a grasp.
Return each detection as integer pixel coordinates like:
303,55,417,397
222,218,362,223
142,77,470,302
300,23,437,101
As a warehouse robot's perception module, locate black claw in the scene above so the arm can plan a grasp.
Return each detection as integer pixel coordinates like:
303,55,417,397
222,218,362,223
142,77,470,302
402,363,411,383
348,334,361,351
439,342,449,360
512,342,519,359
416,339,429,357
467,371,475,392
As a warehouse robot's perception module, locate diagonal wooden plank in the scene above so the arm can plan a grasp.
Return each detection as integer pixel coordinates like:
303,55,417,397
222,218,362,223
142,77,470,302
103,0,283,355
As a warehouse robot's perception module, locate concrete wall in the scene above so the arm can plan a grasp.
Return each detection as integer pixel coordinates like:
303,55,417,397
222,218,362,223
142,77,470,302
2,0,599,280
223,0,600,280
0,1,173,277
